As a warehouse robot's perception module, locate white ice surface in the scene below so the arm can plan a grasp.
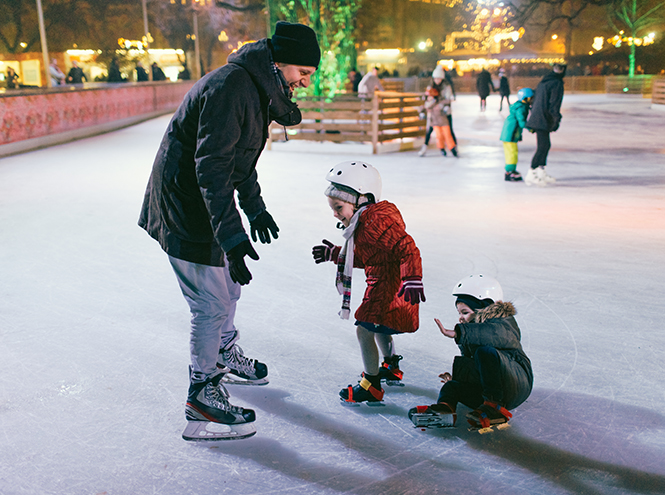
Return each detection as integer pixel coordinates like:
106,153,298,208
1,93,664,495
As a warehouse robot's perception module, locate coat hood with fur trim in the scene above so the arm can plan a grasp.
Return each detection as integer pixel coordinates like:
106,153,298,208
473,301,516,323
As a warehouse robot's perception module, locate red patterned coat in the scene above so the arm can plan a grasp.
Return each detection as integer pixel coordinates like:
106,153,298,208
332,201,422,333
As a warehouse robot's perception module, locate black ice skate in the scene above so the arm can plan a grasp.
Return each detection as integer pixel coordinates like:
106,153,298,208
466,401,512,434
504,171,523,182
217,344,268,386
378,355,404,386
340,375,384,406
409,402,457,429
183,371,256,441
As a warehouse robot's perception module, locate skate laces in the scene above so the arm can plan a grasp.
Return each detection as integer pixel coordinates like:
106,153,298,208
222,345,255,374
203,381,243,414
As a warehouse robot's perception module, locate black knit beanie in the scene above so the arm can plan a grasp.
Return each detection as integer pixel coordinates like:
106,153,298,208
271,21,321,68
455,295,493,312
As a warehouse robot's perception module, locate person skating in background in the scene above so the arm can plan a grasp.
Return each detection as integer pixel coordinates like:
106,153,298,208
498,68,510,111
358,66,384,99
139,22,321,441
107,58,124,83
151,62,167,81
476,68,495,112
419,65,457,157
423,76,457,157
525,63,566,186
135,62,149,82
500,87,534,182
312,161,425,404
409,274,532,430
66,61,87,84
6,66,19,89
49,58,65,86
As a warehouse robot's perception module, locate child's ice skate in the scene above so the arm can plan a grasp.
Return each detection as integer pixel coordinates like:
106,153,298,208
504,171,523,182
340,374,384,406
183,370,256,441
217,344,268,386
466,400,512,433
408,402,456,429
378,354,404,386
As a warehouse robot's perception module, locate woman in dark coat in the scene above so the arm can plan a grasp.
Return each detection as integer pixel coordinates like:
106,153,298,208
476,68,495,111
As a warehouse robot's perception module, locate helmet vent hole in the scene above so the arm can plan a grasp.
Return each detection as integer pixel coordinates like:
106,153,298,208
336,171,342,175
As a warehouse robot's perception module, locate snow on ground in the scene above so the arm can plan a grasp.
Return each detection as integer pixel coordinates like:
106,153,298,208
1,93,664,495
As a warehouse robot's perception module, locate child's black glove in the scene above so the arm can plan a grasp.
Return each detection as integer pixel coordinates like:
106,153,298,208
312,239,334,264
250,210,279,244
398,277,426,305
226,240,259,285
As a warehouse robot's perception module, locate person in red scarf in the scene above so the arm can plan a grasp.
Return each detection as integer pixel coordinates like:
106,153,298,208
312,161,425,404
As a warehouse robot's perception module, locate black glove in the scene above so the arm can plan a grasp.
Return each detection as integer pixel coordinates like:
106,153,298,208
397,277,426,305
226,240,259,286
312,239,335,264
250,211,279,244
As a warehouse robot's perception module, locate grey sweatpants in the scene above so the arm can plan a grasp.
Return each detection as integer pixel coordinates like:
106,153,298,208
168,255,241,382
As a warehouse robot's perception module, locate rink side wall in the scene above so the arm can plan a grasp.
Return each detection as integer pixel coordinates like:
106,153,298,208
0,81,195,158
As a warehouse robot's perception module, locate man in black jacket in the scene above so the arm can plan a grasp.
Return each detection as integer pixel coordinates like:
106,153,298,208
139,22,320,439
525,63,566,186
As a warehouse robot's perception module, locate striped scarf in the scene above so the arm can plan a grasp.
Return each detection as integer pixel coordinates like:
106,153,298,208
336,207,366,319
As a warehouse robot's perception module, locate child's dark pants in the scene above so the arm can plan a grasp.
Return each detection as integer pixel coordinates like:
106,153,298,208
437,346,504,409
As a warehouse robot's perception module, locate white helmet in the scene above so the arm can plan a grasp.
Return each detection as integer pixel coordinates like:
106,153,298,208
325,160,382,202
452,274,503,303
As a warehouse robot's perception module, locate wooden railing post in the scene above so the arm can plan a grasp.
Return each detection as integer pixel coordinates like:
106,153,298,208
371,93,379,154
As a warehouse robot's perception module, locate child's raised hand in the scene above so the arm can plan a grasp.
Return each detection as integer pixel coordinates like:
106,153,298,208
312,240,334,263
434,318,456,339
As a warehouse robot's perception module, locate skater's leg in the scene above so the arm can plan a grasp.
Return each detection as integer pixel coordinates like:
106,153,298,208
474,346,504,404
375,333,394,358
531,130,551,169
169,256,230,381
441,126,456,155
446,115,457,145
424,126,433,145
357,325,380,375
438,379,483,410
218,257,241,351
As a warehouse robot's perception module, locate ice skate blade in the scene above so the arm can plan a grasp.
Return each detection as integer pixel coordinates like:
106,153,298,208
340,398,385,407
384,380,404,387
468,423,511,434
182,421,256,441
410,414,455,429
221,374,269,386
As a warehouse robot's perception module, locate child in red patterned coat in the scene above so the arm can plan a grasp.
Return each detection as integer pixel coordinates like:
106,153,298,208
312,160,425,404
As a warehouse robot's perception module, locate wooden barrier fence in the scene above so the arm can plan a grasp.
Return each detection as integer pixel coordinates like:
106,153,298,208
269,91,426,154
651,78,665,105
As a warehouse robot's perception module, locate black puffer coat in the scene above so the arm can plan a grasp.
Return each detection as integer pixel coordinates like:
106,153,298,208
138,39,301,266
526,69,565,132
452,301,533,410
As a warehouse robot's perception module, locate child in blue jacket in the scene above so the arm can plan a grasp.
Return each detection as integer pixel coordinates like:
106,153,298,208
500,88,533,182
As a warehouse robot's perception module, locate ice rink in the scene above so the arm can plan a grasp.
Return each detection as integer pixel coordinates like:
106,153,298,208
1,92,664,495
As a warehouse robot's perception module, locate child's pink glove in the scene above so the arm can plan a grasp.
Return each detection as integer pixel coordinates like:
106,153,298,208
397,277,426,305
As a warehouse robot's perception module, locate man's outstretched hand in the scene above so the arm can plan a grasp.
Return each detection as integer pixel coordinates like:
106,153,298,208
226,240,260,285
250,211,279,244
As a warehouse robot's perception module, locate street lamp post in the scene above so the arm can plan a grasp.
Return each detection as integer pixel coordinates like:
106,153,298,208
142,0,153,80
193,10,201,79
35,0,51,88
